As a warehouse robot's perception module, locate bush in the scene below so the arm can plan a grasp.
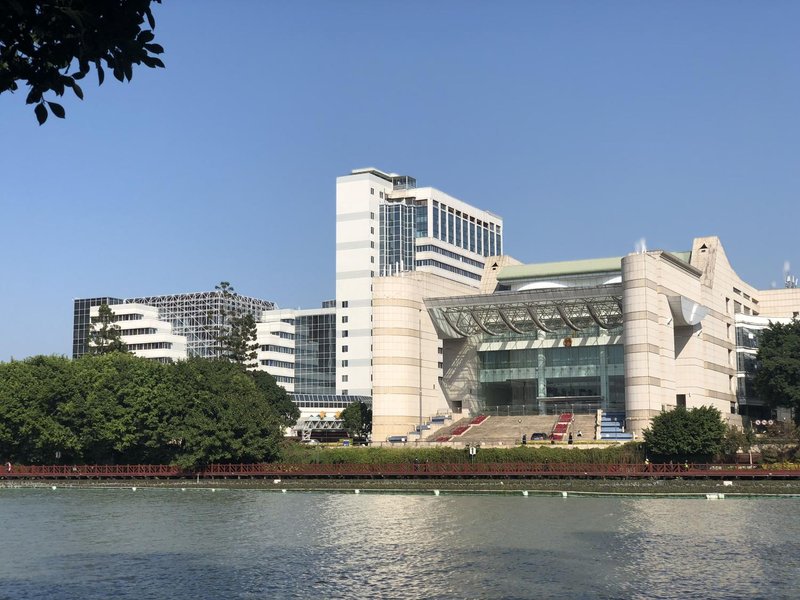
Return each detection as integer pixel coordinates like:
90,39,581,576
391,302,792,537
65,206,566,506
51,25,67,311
278,442,644,465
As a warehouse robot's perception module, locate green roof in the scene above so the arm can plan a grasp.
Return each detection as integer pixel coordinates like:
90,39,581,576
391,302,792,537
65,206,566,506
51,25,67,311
497,251,693,282
496,257,623,282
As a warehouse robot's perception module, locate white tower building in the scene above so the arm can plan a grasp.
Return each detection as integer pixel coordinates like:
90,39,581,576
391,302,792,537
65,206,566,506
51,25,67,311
335,168,502,438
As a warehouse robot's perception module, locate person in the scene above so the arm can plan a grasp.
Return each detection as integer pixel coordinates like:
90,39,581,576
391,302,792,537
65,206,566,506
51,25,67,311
413,458,420,472
568,432,573,444
5,461,11,473
577,430,583,437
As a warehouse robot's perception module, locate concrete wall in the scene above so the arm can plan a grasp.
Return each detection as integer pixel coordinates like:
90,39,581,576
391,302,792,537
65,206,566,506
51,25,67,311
371,272,476,441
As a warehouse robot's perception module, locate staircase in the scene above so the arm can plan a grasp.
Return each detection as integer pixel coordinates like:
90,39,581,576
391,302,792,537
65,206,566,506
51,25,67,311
600,412,633,441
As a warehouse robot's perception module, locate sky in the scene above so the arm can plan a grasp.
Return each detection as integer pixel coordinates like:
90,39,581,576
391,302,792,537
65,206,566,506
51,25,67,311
1,0,799,361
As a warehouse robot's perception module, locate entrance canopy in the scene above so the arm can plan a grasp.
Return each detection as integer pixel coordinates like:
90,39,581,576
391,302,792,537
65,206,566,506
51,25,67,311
426,285,624,339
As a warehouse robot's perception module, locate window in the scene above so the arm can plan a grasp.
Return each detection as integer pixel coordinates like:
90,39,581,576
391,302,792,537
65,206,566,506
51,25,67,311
370,212,375,220
341,360,348,367
342,345,348,352
342,375,349,382
371,227,374,234
370,241,375,248
342,389,348,395
379,191,384,198
342,330,349,338
370,256,375,263
342,316,348,323
370,187,374,195
342,301,349,308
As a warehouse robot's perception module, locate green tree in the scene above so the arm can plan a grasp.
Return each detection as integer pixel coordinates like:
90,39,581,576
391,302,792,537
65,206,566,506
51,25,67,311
642,406,727,462
719,424,755,460
87,303,127,355
228,313,258,367
210,281,259,367
66,352,166,463
1,0,165,124
0,355,80,464
755,320,800,422
251,370,299,429
341,400,372,441
165,358,283,469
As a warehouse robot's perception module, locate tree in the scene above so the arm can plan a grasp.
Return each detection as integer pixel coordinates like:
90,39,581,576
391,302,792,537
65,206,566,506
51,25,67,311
228,313,258,368
341,400,372,441
0,0,165,124
755,320,800,422
0,353,286,467
210,281,259,367
719,424,755,460
88,303,127,355
165,358,283,469
251,370,299,429
642,406,727,462
210,281,236,359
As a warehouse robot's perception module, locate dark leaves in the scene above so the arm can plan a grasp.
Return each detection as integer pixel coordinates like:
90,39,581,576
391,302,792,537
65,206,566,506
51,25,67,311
47,101,65,118
35,102,47,125
142,56,165,69
3,1,165,123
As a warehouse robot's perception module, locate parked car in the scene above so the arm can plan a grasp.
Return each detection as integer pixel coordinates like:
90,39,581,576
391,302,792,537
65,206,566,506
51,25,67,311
531,432,548,441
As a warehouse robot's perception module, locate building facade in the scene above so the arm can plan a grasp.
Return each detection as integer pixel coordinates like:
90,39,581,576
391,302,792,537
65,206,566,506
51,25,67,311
335,168,504,439
88,303,188,363
256,303,337,394
426,236,800,438
74,291,276,360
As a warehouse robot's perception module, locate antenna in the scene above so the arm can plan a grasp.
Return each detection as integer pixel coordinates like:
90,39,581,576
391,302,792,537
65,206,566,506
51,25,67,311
784,261,797,289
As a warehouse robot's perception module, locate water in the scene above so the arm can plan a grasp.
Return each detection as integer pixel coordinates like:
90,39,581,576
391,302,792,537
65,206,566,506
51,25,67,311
1,488,799,599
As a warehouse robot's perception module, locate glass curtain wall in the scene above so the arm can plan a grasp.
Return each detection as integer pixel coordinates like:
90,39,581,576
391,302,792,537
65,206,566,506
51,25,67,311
294,313,336,394
477,337,624,415
379,202,416,276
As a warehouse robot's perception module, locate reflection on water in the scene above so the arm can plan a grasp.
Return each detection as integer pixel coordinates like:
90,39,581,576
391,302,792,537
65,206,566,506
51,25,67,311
0,489,798,599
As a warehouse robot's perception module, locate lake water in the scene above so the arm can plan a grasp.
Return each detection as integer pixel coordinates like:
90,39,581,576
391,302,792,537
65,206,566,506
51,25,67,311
1,488,798,599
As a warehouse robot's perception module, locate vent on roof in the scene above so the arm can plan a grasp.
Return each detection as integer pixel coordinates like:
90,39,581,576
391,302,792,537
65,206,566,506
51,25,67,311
699,244,708,252
491,262,499,271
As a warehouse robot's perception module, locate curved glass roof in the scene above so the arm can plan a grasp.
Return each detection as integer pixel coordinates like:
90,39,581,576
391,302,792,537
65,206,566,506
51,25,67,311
426,285,624,339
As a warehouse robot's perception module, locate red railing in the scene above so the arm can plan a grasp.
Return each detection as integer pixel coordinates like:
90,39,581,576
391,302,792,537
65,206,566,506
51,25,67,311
2,462,799,479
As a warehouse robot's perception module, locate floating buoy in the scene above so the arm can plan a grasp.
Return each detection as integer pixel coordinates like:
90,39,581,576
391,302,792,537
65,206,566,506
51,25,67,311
522,491,529,496
281,489,287,493
561,491,568,498
433,490,440,496
273,479,281,484
354,489,360,494
51,486,57,490
181,488,186,492
211,488,216,492
131,487,137,492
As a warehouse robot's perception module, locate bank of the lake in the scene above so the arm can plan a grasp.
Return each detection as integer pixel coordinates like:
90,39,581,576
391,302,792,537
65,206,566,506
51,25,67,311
5,477,800,496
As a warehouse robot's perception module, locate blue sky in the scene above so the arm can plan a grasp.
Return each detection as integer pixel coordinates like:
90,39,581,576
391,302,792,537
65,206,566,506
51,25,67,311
1,1,799,361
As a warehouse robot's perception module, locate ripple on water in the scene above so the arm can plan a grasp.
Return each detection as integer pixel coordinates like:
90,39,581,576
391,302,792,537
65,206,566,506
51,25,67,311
0,490,799,599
